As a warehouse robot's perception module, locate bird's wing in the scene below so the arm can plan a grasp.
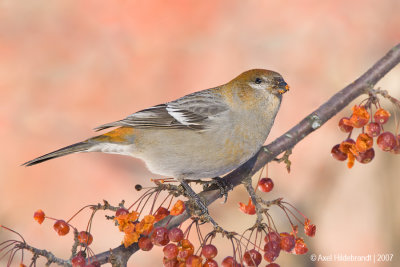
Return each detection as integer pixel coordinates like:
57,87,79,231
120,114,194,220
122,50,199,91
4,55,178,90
94,89,229,131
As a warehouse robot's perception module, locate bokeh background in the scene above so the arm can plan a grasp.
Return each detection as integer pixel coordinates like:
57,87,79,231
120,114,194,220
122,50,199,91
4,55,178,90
1,0,400,266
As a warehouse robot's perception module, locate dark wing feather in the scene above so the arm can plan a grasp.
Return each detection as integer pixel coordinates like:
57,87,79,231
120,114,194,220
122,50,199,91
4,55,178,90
94,88,229,132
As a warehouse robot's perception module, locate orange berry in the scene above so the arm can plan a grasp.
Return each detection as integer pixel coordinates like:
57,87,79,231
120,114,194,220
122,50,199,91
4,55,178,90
304,219,316,237
185,255,203,267
53,220,70,236
294,238,308,255
170,200,186,216
239,198,256,215
355,133,373,153
348,105,370,128
33,210,45,224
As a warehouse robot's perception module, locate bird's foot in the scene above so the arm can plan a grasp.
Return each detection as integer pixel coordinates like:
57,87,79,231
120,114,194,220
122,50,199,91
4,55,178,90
202,177,233,203
180,180,219,228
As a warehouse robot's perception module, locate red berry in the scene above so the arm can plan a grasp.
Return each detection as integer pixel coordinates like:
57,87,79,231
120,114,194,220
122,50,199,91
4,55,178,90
163,243,179,259
263,241,280,263
185,255,203,267
71,255,85,267
115,208,129,217
138,236,153,251
356,148,375,163
294,238,308,255
85,262,100,267
163,257,179,267
204,259,219,267
338,117,353,133
264,232,281,243
331,144,348,161
243,249,262,266
266,263,280,267
33,210,45,224
221,256,237,267
77,231,93,246
391,135,400,154
374,108,390,124
258,178,274,193
201,244,218,259
168,227,184,242
279,232,295,252
53,220,70,236
154,207,170,222
377,132,397,151
365,122,381,137
151,227,170,246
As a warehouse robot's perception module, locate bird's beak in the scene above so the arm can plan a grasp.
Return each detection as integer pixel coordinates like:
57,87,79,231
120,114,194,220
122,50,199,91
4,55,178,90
277,79,289,94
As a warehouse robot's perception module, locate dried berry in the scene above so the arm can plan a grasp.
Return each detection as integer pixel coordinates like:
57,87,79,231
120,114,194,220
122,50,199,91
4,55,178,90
154,207,170,222
185,255,203,267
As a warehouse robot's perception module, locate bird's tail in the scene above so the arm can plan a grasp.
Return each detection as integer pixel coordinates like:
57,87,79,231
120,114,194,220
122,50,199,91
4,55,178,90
22,141,93,167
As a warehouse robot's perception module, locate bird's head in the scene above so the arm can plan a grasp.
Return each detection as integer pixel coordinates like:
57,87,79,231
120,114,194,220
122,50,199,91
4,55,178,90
231,69,290,97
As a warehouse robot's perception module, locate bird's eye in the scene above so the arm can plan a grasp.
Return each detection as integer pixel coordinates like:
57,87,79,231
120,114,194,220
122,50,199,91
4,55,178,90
255,77,263,84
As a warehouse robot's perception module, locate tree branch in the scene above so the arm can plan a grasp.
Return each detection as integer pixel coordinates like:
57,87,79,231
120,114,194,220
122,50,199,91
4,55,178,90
91,43,400,266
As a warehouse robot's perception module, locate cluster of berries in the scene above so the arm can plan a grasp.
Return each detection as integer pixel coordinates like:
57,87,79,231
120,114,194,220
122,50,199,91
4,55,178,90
331,105,399,168
33,209,98,267
239,177,274,215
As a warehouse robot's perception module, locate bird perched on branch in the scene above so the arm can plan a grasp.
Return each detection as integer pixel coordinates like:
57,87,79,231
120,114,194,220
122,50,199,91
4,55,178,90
23,69,289,226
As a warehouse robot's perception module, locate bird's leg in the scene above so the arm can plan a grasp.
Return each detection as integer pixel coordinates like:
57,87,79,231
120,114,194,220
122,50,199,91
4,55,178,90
201,177,233,203
273,149,292,173
179,179,218,228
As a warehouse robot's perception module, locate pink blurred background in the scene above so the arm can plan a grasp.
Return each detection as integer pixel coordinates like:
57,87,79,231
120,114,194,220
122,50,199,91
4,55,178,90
1,0,399,266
